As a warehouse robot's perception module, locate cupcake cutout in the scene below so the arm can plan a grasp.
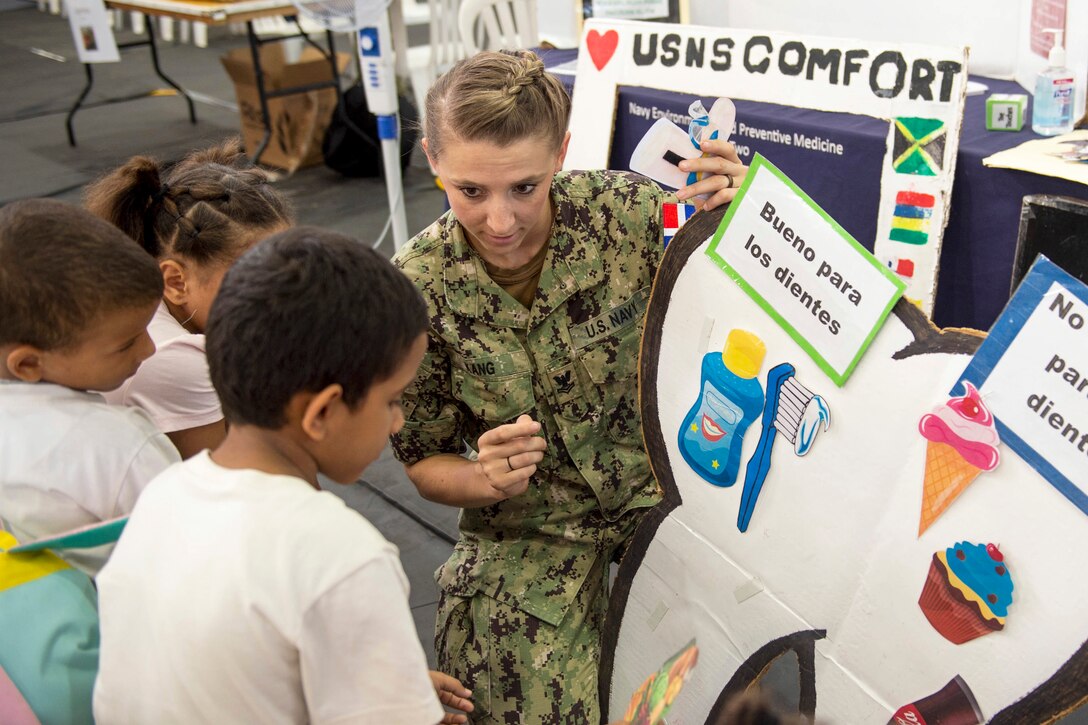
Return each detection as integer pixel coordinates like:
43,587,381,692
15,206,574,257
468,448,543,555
918,541,1014,644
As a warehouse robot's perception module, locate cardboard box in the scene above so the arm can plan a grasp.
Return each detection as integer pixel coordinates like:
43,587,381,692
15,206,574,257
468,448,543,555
221,44,349,171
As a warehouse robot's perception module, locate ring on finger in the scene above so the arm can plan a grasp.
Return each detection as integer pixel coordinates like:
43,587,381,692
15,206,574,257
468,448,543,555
506,456,514,472
725,173,734,189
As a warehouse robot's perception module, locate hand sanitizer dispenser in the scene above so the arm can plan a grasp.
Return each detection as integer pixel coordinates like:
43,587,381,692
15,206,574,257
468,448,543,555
1032,28,1076,136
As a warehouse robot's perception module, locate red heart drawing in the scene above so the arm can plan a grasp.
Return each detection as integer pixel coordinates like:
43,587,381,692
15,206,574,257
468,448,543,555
586,29,619,71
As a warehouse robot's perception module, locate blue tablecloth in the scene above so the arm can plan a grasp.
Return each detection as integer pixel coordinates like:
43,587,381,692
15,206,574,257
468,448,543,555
543,48,1086,332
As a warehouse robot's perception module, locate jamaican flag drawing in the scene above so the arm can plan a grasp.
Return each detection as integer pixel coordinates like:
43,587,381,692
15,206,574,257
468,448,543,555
892,117,946,176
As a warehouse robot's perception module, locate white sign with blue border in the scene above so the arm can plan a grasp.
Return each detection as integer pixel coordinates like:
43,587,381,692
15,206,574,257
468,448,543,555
957,256,1088,516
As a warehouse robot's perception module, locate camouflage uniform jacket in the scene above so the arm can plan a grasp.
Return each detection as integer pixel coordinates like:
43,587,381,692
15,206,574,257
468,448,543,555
392,170,666,626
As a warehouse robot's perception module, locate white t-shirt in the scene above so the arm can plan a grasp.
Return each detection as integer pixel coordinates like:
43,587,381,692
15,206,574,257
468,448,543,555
0,381,180,575
103,302,221,433
94,452,444,725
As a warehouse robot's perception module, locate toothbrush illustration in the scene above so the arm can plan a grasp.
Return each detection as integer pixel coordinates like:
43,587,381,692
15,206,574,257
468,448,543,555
737,363,831,532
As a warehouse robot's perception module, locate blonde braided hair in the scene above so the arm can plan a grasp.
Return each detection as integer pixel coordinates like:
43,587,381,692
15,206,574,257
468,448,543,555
425,50,570,158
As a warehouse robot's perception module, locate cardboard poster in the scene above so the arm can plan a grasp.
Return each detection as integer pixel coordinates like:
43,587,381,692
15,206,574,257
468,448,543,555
66,0,119,64
568,19,968,315
603,206,1088,724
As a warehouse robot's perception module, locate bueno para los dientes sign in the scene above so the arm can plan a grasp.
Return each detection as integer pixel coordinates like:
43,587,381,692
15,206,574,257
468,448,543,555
706,154,904,386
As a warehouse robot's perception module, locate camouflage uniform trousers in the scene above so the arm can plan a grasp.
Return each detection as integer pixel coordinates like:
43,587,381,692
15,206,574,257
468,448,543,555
435,554,610,724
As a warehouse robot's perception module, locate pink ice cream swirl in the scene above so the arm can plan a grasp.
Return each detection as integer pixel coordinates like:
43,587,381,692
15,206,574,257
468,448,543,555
918,381,1001,471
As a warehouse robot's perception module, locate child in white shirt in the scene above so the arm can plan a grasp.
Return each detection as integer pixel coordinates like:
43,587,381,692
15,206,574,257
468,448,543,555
94,227,474,724
87,139,292,458
0,199,180,575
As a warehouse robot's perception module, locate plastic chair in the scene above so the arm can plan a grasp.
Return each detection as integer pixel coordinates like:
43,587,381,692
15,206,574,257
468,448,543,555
458,0,537,55
408,0,466,120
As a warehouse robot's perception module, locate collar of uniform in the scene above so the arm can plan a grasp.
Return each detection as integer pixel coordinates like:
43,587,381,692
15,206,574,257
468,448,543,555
527,175,605,326
441,215,530,328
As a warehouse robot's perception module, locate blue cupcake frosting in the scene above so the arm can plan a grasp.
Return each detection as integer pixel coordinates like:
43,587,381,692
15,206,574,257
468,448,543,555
945,541,1014,618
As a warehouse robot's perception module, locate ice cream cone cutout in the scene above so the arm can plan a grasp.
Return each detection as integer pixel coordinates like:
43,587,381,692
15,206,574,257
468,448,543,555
917,382,1000,536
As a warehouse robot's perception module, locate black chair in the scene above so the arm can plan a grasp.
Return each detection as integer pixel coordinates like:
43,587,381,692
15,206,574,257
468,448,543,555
1011,194,1088,295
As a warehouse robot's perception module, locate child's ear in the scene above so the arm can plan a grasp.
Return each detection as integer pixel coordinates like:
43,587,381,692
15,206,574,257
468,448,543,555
5,345,45,383
299,384,345,442
160,259,188,306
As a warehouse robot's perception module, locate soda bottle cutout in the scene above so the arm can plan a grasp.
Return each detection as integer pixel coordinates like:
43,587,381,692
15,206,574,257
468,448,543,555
678,330,766,486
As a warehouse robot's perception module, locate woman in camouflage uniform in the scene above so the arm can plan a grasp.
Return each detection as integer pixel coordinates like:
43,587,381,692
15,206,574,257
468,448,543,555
391,50,746,724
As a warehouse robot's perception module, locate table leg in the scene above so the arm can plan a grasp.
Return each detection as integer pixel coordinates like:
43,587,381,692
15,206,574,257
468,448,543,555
66,62,94,146
290,17,342,94
324,28,341,94
246,19,274,166
144,14,196,124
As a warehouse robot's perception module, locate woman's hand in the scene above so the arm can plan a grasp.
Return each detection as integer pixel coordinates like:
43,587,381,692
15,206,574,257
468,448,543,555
429,671,474,724
475,414,547,501
675,139,749,212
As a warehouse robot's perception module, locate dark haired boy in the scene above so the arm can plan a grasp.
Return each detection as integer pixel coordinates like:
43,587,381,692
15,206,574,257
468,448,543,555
0,198,180,575
94,227,474,724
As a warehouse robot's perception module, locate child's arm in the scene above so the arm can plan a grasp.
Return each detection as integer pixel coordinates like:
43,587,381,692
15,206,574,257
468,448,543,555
113,429,181,516
164,419,225,460
427,671,473,724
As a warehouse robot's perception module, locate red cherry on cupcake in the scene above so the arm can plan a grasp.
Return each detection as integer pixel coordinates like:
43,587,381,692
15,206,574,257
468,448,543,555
962,398,980,419
987,543,1004,562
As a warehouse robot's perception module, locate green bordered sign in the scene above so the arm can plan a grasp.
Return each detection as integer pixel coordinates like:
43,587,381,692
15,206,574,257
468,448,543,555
706,154,905,385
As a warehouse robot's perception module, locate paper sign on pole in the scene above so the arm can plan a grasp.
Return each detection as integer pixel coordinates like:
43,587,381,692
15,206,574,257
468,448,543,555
67,0,120,63
706,154,904,385
958,256,1088,515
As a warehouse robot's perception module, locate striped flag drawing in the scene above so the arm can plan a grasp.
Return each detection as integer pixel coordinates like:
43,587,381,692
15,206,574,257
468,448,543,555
663,202,698,247
885,257,915,278
890,191,935,245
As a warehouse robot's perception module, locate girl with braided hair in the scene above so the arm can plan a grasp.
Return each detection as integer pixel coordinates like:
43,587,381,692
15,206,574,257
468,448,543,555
392,50,747,723
85,138,292,458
